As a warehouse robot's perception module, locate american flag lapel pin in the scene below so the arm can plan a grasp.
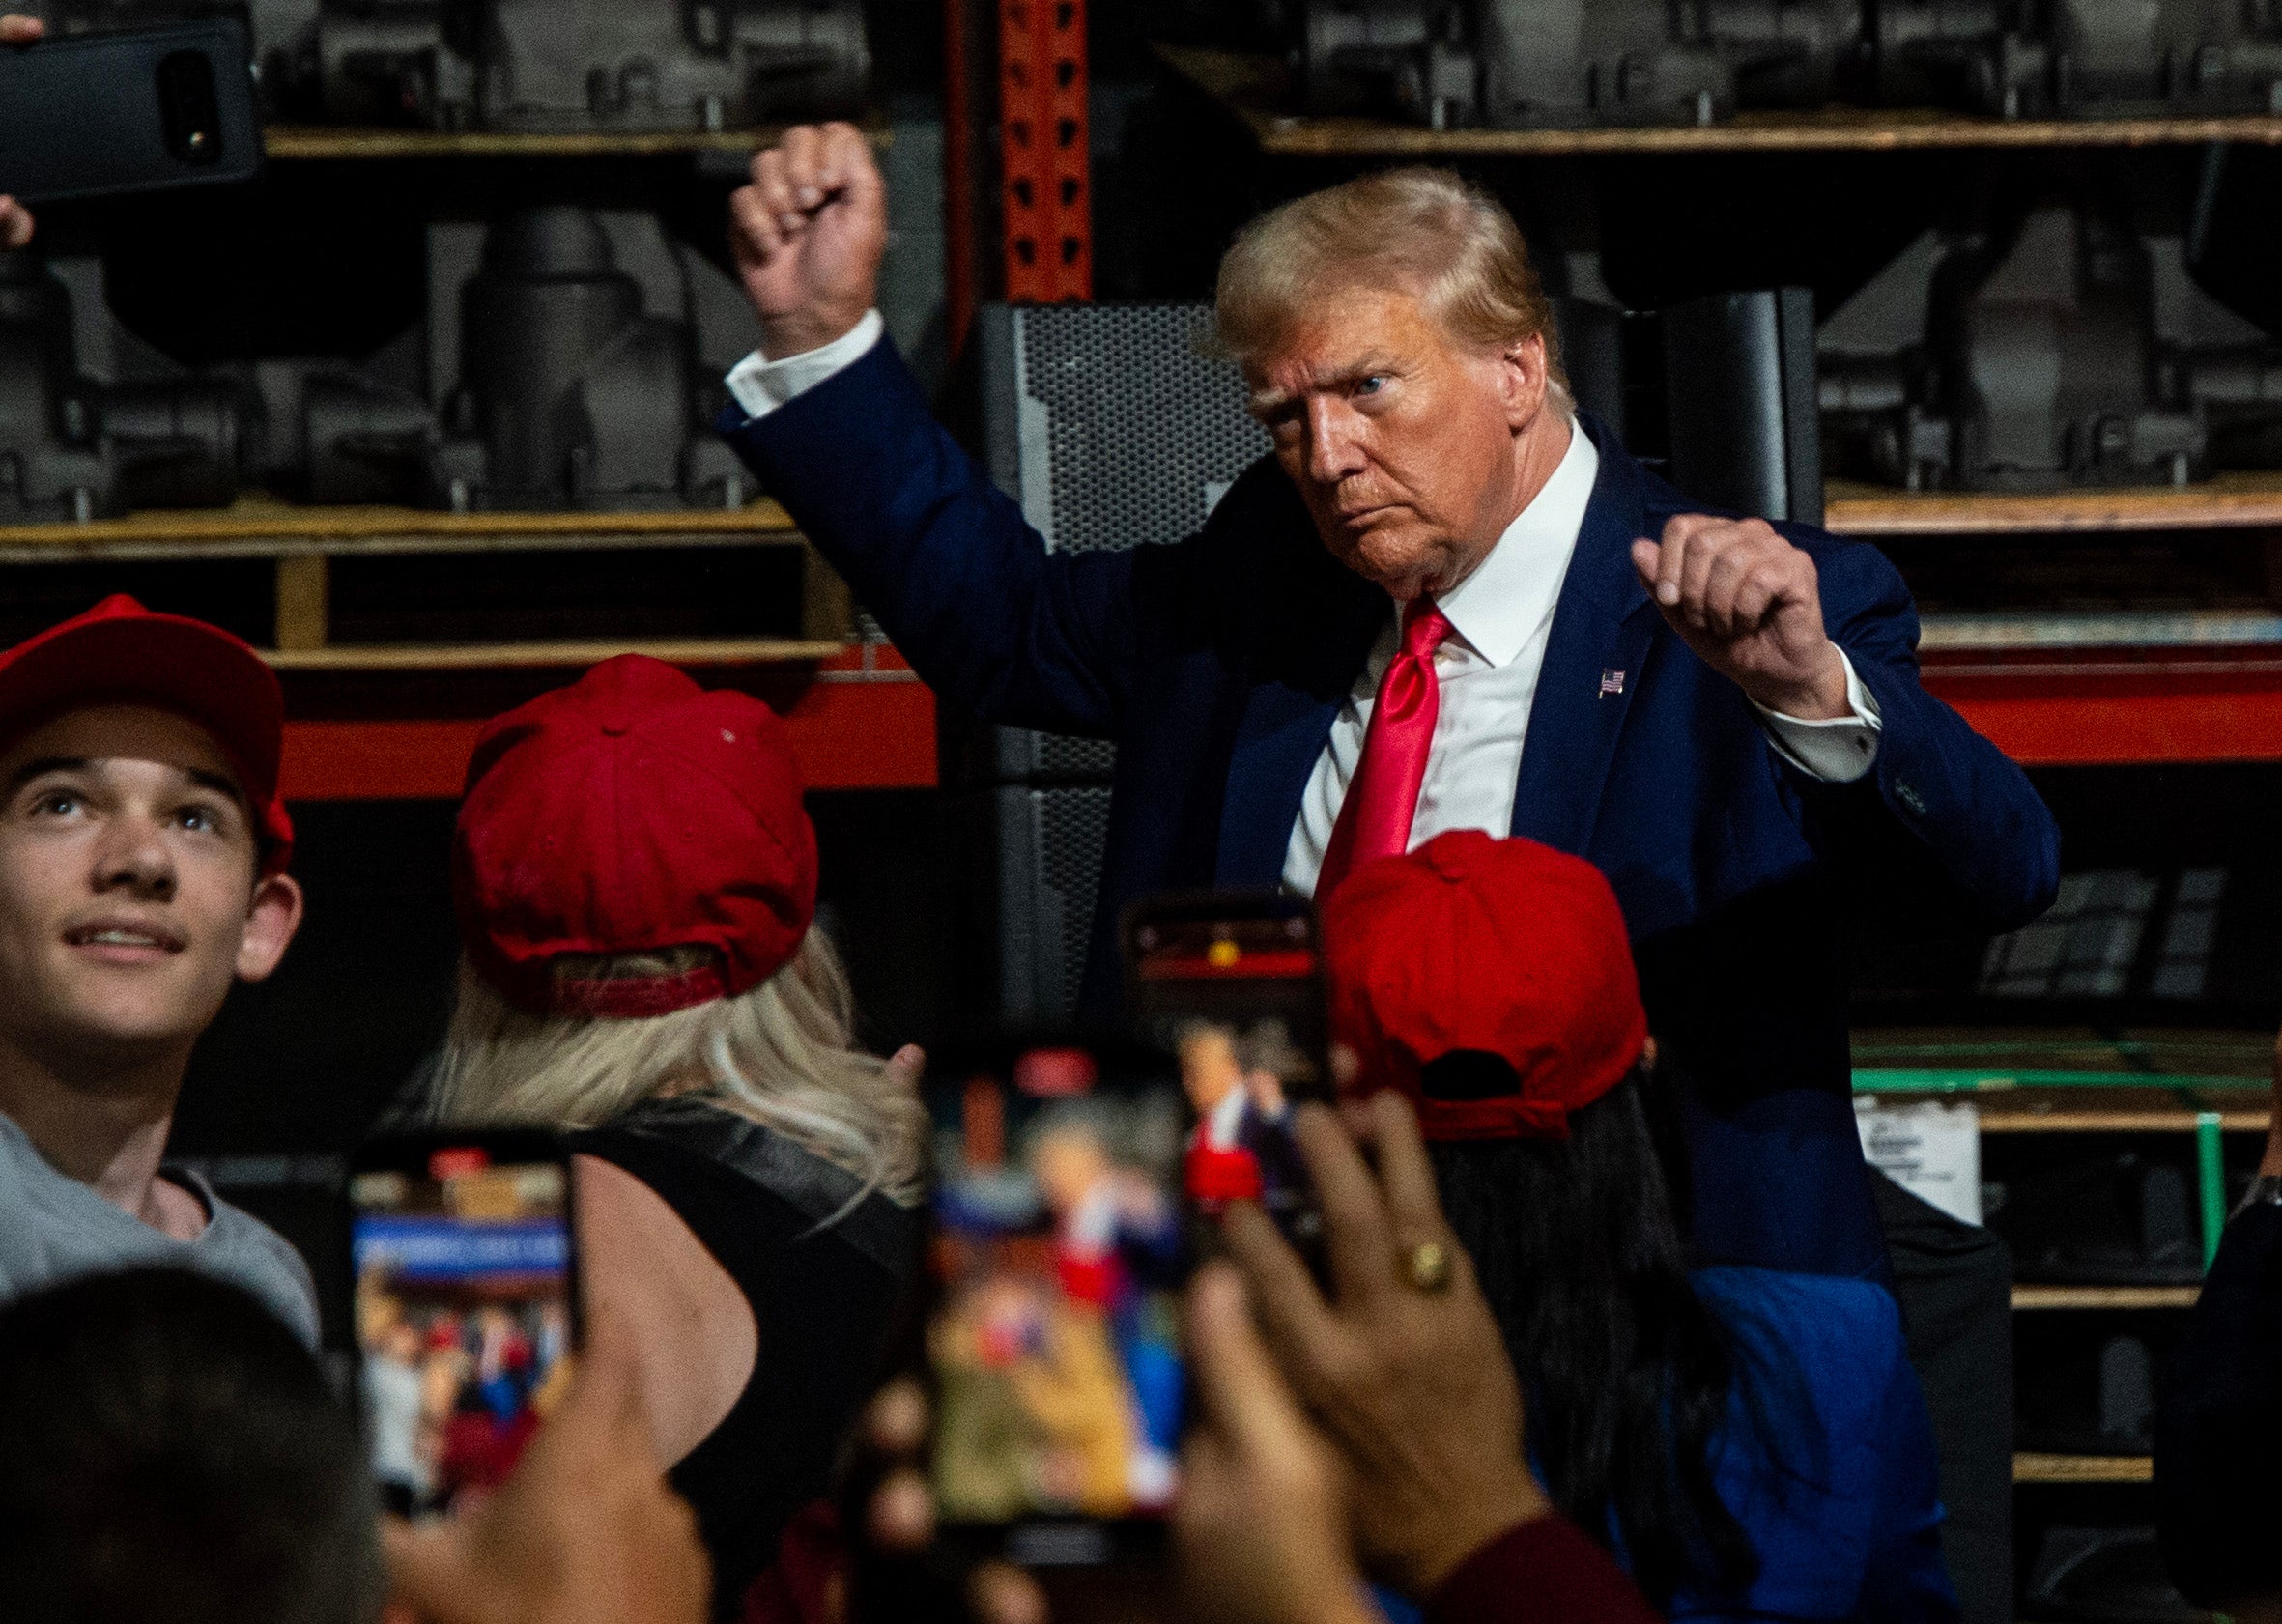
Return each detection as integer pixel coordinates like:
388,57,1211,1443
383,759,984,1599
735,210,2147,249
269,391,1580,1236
1599,669,1626,698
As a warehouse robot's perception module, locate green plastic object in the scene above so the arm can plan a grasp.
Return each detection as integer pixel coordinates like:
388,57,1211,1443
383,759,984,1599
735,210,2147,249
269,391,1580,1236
1851,1068,2261,1094
2198,1111,2228,1268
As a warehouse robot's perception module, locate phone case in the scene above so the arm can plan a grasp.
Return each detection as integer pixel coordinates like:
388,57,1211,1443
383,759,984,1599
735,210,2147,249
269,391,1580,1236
0,20,263,204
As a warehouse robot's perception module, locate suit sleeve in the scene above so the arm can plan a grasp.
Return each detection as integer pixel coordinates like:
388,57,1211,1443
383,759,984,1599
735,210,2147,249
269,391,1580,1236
1855,1344,1962,1624
1783,530,2060,931
715,336,1140,738
2155,1203,2282,1610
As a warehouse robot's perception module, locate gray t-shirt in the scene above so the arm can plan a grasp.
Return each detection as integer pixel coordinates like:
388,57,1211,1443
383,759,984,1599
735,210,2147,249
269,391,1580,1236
0,1111,320,1348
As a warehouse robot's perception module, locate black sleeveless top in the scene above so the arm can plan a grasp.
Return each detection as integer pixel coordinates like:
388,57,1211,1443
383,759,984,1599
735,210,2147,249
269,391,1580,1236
574,1098,921,1617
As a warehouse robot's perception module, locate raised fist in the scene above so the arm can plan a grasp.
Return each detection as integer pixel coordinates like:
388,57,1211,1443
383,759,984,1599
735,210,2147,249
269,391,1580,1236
1630,514,1848,720
729,122,885,361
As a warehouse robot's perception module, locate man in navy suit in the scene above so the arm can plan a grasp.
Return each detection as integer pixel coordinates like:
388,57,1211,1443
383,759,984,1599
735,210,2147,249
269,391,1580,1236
714,128,2059,1281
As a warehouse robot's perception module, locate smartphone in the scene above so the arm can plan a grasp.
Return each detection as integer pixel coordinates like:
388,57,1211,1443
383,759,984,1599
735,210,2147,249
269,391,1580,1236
1122,890,1332,1248
0,21,263,204
347,1131,580,1518
925,1039,1192,1566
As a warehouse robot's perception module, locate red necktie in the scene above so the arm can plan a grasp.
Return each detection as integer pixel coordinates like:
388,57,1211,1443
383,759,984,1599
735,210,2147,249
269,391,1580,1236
1316,600,1453,899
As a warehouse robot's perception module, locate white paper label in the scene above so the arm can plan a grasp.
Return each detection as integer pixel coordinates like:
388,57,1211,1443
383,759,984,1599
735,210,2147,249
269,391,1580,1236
1855,1097,1982,1226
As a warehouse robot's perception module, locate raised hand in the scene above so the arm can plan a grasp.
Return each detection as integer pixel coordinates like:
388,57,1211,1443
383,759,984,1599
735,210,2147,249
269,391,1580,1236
729,122,886,361
1629,514,1849,720
1,14,43,251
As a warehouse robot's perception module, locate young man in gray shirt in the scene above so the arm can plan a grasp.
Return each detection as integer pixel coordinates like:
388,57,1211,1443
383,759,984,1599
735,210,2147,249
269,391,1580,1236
0,595,317,1344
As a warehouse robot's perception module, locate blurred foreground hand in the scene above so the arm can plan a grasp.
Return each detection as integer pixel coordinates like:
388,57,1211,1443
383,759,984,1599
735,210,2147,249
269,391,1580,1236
1,15,42,251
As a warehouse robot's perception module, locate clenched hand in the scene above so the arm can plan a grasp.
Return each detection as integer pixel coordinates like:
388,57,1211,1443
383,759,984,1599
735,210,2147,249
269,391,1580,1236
1630,514,1849,719
729,122,885,361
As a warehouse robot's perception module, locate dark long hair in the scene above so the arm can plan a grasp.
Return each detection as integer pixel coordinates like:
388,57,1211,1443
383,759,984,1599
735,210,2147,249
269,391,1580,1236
1428,1064,1759,1607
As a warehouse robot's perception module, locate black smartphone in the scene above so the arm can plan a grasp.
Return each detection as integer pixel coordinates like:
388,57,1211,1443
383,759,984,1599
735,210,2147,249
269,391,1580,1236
925,1039,1192,1567
1122,890,1333,1249
0,20,263,204
347,1131,580,1518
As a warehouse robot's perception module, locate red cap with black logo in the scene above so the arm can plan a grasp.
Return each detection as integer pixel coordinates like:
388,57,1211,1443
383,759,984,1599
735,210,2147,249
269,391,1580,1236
0,595,294,872
453,654,817,1019
1320,829,1646,1141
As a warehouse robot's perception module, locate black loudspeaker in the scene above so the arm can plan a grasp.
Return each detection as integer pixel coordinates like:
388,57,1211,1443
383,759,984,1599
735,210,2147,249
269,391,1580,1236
958,294,1820,1019
967,302,1268,1019
1662,288,1824,525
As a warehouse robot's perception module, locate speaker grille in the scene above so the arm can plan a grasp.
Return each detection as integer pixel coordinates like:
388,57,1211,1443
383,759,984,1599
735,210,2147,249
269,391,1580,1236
1015,302,1270,555
998,784,1114,1020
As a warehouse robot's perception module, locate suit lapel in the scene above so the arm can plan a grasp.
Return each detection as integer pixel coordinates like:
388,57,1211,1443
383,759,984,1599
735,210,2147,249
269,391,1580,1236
1510,418,1660,854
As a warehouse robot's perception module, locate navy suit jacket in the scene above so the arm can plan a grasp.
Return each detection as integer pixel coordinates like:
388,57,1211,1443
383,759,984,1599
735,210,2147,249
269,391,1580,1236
720,337,2060,1278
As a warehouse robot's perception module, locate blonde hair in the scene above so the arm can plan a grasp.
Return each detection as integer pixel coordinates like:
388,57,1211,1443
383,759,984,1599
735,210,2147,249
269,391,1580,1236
1214,166,1570,411
428,928,927,1208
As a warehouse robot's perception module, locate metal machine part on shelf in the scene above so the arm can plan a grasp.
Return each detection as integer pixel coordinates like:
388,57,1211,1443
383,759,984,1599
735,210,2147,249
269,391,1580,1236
0,207,763,522
0,250,242,521
1291,0,2282,125
1878,0,2282,118
1301,0,1864,128
1819,205,2282,491
22,0,869,129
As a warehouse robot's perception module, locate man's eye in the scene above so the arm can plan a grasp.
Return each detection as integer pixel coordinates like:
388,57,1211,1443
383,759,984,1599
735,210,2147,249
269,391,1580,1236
177,805,223,835
1355,376,1386,397
30,791,82,818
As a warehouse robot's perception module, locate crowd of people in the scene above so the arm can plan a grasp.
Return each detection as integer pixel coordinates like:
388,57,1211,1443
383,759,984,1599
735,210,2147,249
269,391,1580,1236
4,44,2282,1623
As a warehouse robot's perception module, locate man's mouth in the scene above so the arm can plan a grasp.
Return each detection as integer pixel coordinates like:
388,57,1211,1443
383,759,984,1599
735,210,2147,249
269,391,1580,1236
63,921,185,956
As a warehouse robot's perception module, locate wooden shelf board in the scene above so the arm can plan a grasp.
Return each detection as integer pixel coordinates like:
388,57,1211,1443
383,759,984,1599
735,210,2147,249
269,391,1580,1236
1158,45,2282,156
2011,1285,2201,1310
1824,473,2282,537
2013,1452,2154,1483
262,120,887,160
1979,1109,2271,1133
0,497,799,562
264,637,843,671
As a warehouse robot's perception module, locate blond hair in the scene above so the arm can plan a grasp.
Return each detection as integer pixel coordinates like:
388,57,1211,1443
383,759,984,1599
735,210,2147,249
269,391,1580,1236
428,928,927,1208
1214,166,1569,410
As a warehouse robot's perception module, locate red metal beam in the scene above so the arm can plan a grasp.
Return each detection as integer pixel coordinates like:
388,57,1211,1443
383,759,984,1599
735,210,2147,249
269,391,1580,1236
278,647,937,800
1926,655,2282,765
998,0,1090,302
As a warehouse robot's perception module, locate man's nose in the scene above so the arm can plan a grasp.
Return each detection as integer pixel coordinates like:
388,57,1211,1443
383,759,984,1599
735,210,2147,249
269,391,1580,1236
92,814,177,898
1303,399,1367,486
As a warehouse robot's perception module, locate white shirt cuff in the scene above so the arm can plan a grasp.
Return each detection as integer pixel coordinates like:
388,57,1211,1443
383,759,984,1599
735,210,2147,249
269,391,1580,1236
1755,644,1883,784
723,308,885,422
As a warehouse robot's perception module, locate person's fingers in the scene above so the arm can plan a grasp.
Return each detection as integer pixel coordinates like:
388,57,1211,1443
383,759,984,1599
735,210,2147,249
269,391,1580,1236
1676,525,1724,629
779,124,826,206
1699,543,1751,639
1290,1102,1396,1305
866,1467,935,1551
1218,1200,1342,1383
882,1043,926,1096
0,199,30,253
1328,1041,1361,1093
968,1561,1049,1624
1729,564,1781,637
827,122,885,213
1185,1263,1311,1457
0,14,43,42
730,188,784,261
1351,1092,1446,1251
1652,515,1698,607
862,1376,929,1456
1629,536,1662,596
753,148,806,237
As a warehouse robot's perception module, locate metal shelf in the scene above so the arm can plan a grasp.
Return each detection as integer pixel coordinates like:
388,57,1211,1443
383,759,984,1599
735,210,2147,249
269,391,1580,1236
1157,45,2282,157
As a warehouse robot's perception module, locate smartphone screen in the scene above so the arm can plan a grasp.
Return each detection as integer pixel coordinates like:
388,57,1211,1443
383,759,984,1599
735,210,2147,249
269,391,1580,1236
348,1135,578,1517
1124,892,1331,1247
927,1043,1192,1557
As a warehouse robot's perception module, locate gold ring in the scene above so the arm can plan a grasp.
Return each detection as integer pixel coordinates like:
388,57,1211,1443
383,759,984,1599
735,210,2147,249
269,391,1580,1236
1405,1240,1453,1294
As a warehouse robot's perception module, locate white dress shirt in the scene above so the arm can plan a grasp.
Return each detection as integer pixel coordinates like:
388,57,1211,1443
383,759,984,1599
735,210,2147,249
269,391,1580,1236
724,315,1885,900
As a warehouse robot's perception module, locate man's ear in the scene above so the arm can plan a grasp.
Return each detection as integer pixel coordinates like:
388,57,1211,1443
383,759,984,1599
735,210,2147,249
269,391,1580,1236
236,871,305,983
1496,331,1549,430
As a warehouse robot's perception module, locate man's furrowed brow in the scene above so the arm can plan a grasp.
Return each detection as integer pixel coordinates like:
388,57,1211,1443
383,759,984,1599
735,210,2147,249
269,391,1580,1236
1249,354,1404,414
5,757,90,795
185,767,252,810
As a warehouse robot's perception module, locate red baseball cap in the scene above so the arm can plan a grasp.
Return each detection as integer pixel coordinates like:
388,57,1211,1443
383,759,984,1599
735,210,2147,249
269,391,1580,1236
1320,829,1646,1141
0,595,293,872
453,654,818,1019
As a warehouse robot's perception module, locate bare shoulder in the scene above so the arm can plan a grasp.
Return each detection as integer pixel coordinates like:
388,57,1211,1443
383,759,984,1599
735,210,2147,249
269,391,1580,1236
573,1152,759,1467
